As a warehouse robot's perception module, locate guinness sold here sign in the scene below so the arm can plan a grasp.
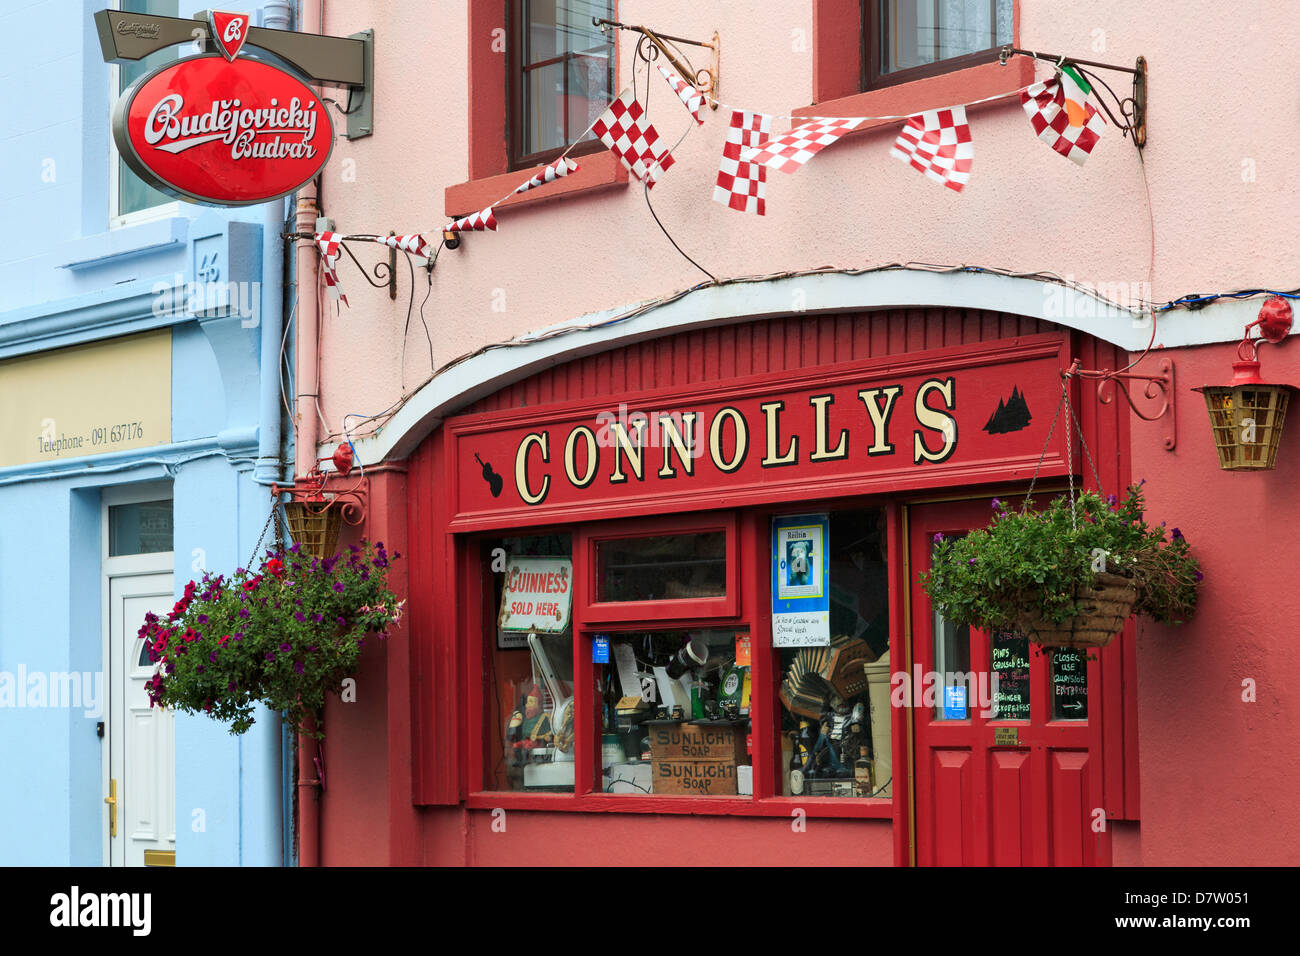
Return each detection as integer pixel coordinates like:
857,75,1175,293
112,54,334,206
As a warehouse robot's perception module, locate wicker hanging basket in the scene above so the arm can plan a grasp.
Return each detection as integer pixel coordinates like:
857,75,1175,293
1014,571,1138,649
282,500,342,559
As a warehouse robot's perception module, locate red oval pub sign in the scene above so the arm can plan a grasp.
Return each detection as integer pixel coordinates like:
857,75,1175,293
112,55,333,206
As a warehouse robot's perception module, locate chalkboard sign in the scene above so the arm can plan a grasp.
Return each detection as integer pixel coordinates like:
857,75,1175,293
990,630,1031,720
1052,647,1088,719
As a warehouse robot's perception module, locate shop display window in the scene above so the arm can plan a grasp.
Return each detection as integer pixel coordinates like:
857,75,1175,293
775,509,892,799
474,507,895,815
483,533,575,793
597,629,752,797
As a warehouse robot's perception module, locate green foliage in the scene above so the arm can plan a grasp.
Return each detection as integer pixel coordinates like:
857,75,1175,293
137,540,402,738
921,484,1200,633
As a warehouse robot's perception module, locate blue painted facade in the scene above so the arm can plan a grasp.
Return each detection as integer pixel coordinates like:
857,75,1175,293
0,1,293,865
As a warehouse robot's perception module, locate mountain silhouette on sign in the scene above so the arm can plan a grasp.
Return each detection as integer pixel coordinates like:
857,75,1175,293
984,386,1032,434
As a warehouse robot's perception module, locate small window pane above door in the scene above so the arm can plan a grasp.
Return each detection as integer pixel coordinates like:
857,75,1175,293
109,500,174,556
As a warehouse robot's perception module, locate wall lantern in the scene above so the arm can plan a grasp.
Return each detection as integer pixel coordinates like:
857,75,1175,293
1192,297,1295,471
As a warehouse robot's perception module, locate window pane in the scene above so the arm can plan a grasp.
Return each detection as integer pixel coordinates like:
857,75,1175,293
522,61,566,156
596,531,726,602
598,629,752,797
565,52,610,144
1051,647,1088,720
117,0,178,216
989,630,1030,720
108,499,173,556
778,509,891,798
932,615,972,718
881,0,1012,75
485,534,575,792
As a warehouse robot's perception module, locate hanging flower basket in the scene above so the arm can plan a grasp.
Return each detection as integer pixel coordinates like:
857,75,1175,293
922,484,1201,650
282,500,342,559
137,541,403,739
1014,570,1137,649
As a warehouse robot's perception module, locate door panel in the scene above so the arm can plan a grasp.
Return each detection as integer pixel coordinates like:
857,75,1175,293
910,498,1106,867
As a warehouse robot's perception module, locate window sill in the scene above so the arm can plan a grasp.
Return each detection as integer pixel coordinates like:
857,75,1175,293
466,790,893,818
444,150,628,219
795,58,1035,131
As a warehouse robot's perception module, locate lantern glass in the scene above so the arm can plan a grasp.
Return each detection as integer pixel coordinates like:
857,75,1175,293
1199,385,1291,470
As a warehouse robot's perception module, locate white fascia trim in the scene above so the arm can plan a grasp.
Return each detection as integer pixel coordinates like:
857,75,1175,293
340,269,1257,465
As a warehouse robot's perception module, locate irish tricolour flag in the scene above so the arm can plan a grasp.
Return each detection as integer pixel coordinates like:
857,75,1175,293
1020,64,1106,166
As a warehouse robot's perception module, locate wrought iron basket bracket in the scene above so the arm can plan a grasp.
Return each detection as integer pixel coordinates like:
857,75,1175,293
272,472,370,527
281,231,406,300
1067,357,1176,451
593,17,720,107
1000,46,1147,149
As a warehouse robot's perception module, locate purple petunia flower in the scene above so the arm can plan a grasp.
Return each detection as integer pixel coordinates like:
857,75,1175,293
307,645,318,652
294,661,305,675
314,613,323,624
295,611,307,622
209,650,218,662
968,558,976,565
1171,527,1184,541
933,533,944,544
197,614,209,623
333,582,346,593
239,608,250,619
196,664,206,673
1105,494,1118,507
265,652,276,662
280,642,292,652
991,498,1002,510
227,682,237,692
336,616,347,627
1193,570,1203,582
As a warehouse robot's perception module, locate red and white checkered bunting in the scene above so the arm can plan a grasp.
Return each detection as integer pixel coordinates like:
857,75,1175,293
890,106,973,192
446,207,498,232
513,157,580,195
658,65,705,126
740,116,865,173
373,234,430,258
592,87,675,187
713,109,772,215
313,232,347,307
1020,77,1105,166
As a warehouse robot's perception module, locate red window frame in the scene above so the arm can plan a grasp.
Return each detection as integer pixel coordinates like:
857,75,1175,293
804,0,1031,130
464,504,899,820
505,0,615,171
862,0,1013,91
446,0,628,220
581,512,740,623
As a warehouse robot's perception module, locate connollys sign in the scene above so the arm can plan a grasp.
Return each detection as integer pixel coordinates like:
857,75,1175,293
96,9,370,207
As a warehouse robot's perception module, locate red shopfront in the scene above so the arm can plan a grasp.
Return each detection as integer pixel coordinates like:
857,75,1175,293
333,309,1139,867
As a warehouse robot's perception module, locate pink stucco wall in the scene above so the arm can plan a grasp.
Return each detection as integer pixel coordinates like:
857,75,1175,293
1129,341,1300,866
304,1,1300,865
310,1,1300,439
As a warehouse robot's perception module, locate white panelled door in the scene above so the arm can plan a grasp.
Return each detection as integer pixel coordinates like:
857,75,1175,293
107,571,176,866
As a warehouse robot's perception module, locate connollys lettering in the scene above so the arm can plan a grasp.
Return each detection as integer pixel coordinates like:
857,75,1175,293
449,337,1073,521
511,378,957,505
112,55,333,206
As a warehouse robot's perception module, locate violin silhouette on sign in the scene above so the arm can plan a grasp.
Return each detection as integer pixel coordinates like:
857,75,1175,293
475,453,504,498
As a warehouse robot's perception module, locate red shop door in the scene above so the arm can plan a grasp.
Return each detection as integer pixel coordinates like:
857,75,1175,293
908,499,1108,866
